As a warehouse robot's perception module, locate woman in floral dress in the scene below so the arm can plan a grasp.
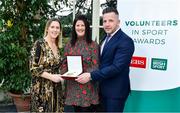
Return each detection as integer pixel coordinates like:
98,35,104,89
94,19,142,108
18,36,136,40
61,15,99,112
29,18,64,112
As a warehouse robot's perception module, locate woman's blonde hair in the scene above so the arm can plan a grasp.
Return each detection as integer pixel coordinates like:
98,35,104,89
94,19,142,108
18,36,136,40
43,18,62,48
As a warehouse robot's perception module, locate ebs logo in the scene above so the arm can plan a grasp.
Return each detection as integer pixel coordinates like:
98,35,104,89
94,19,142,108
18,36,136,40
130,56,146,68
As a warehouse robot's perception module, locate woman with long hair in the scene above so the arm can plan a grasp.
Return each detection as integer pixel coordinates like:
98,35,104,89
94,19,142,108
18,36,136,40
29,18,64,112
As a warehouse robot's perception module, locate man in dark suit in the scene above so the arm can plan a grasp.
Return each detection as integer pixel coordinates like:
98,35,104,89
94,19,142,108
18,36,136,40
76,7,134,112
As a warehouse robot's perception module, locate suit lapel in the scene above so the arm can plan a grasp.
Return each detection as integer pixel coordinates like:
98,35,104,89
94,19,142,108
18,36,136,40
101,29,122,57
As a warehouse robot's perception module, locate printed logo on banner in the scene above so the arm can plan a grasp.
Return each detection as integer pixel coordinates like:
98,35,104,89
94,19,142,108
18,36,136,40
130,56,146,68
151,58,167,71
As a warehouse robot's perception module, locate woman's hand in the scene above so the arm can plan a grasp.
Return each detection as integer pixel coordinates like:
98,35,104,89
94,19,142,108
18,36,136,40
41,72,64,83
51,74,64,83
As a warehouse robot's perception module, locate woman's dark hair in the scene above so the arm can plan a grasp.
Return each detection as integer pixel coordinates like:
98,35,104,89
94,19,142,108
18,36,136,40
70,15,92,46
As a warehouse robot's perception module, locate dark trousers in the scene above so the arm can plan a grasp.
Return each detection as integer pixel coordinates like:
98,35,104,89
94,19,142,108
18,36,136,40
101,98,127,112
74,104,100,112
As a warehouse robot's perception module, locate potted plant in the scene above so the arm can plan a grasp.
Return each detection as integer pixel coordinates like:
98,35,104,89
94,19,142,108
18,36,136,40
0,19,31,112
0,21,32,111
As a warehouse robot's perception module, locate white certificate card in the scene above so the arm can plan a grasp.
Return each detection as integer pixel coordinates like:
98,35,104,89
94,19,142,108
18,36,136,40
62,56,83,78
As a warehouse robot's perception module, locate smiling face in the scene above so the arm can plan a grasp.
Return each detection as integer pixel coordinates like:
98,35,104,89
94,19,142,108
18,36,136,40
47,21,61,39
75,20,85,38
103,12,120,35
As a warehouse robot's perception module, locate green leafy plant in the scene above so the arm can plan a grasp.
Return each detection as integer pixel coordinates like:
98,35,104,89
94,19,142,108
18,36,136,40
0,31,31,94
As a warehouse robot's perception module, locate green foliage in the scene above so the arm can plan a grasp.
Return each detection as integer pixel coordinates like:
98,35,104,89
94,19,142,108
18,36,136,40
101,0,117,9
0,28,31,94
0,0,67,94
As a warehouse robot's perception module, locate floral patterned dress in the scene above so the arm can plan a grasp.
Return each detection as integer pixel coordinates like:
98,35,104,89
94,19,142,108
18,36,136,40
61,39,99,107
29,38,64,112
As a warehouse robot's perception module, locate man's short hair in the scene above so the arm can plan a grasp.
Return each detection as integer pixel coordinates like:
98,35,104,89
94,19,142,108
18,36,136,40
102,7,119,15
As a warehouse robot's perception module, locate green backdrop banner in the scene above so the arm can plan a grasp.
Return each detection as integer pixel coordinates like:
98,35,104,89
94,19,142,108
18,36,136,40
125,87,180,112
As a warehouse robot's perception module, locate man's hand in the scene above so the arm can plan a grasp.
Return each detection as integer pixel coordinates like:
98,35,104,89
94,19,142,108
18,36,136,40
75,73,91,84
